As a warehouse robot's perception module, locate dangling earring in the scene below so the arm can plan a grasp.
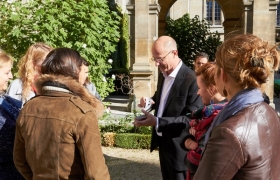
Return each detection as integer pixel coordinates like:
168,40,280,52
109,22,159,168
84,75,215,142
223,86,228,97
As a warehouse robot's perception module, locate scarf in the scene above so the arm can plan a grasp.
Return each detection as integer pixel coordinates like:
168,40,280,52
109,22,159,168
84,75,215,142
187,101,227,169
189,100,227,137
190,101,227,142
204,88,264,144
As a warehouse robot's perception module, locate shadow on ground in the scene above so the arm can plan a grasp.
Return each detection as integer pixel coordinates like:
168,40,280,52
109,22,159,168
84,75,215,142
104,154,161,180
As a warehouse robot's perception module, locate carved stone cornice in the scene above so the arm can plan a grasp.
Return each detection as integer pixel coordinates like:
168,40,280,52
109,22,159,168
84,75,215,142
130,70,153,76
244,0,279,11
126,4,134,15
126,3,160,15
269,0,279,11
244,0,253,11
243,0,253,6
149,4,161,15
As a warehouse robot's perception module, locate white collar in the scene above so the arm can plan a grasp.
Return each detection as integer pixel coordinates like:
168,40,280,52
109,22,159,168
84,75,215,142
42,86,71,94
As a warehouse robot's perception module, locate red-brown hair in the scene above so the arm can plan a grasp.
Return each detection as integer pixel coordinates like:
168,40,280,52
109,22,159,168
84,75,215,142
215,34,280,90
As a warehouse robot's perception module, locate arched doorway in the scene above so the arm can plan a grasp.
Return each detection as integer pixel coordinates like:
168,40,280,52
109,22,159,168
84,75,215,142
126,0,278,108
158,0,244,38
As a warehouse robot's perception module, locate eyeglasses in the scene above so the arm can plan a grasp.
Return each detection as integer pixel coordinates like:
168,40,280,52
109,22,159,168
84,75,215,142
151,50,173,63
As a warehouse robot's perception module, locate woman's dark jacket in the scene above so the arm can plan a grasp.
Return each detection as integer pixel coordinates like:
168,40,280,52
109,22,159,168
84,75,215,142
0,95,24,179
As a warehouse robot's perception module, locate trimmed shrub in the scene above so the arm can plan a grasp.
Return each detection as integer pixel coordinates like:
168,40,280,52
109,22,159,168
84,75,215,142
99,118,135,134
99,112,152,134
100,132,105,145
99,123,151,135
102,132,116,147
114,133,151,149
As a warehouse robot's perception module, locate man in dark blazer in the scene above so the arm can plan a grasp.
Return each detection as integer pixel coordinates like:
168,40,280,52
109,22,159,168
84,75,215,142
135,36,203,180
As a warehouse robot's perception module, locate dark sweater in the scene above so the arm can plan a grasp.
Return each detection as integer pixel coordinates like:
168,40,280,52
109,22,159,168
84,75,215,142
0,95,24,179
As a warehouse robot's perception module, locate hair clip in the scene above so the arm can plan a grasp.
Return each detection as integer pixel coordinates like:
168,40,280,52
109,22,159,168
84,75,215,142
250,56,264,68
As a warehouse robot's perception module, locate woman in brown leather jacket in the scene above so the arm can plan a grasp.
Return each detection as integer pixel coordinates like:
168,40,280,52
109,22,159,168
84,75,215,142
194,34,280,179
13,48,110,180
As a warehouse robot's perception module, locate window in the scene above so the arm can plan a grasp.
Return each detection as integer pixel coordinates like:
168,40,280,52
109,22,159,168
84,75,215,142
214,2,221,22
206,0,222,25
206,2,212,21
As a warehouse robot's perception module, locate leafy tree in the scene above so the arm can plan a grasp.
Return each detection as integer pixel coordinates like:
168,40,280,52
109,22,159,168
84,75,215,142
0,0,121,98
111,12,129,71
166,14,222,68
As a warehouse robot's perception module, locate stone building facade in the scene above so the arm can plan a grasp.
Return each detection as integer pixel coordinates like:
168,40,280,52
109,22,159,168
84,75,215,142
116,0,280,108
169,0,225,40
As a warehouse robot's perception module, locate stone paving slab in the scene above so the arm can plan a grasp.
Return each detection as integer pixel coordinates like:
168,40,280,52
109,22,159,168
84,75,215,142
102,146,161,180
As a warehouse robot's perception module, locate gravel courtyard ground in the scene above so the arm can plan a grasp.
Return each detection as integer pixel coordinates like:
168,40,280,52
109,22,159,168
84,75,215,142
102,146,161,180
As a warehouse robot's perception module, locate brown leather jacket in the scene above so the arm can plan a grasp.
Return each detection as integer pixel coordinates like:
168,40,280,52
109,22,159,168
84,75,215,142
194,102,280,180
13,75,110,180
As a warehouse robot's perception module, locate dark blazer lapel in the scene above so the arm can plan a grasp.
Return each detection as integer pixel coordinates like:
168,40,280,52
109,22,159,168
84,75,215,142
162,65,187,114
155,73,164,116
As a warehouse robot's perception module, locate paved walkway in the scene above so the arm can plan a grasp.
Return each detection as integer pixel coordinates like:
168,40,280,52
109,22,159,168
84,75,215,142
102,96,280,180
102,146,161,180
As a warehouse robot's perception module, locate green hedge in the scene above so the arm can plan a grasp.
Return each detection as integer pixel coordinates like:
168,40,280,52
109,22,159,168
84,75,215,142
101,132,105,145
101,133,151,149
115,133,151,149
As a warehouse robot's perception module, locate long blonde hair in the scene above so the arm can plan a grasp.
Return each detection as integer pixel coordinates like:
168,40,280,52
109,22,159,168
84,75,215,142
18,42,53,100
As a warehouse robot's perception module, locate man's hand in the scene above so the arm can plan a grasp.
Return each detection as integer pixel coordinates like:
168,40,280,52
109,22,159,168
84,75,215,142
137,97,154,111
133,109,156,127
138,97,146,108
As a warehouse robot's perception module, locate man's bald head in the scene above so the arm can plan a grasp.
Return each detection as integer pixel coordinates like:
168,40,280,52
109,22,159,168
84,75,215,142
151,36,180,75
152,36,177,52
